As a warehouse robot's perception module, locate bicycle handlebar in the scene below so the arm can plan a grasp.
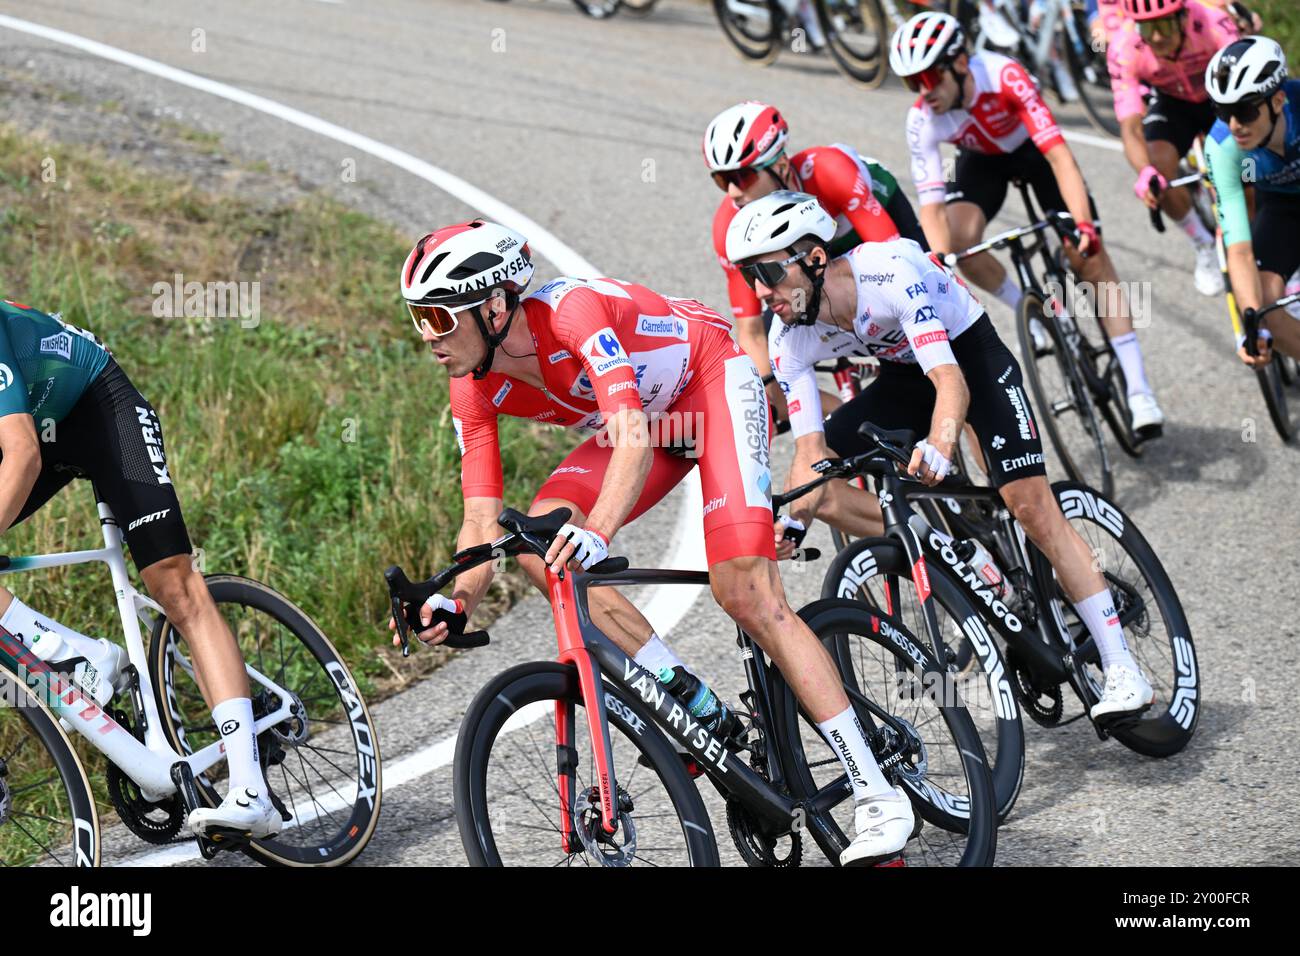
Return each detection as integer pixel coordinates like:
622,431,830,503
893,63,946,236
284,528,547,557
1241,292,1300,358
384,506,629,656
945,210,1075,266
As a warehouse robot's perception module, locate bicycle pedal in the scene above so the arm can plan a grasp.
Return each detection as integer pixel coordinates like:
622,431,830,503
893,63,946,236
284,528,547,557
874,855,907,868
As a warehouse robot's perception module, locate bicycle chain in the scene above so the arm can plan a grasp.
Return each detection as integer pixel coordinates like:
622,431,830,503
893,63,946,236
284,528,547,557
1007,652,1064,727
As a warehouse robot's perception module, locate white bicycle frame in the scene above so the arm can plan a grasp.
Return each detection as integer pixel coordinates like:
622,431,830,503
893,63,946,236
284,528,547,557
0,496,295,802
973,0,1083,77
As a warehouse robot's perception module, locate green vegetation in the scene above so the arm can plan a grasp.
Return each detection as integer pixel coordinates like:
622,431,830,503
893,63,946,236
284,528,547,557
1254,1,1300,63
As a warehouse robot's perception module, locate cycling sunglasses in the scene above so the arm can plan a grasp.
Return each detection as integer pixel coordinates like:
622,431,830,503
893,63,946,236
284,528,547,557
1137,14,1181,41
739,251,808,290
407,300,479,338
902,65,947,94
1213,96,1267,125
711,157,780,192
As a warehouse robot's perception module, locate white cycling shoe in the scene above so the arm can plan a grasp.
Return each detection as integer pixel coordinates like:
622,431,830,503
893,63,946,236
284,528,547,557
1028,316,1052,355
840,788,914,866
187,787,283,840
1090,663,1155,721
1127,391,1164,441
1193,244,1225,297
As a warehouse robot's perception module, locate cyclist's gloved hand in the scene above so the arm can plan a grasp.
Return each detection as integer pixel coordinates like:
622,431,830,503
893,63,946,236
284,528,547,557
773,515,806,560
909,439,952,485
1074,221,1101,259
548,524,610,573
403,593,466,647
1237,315,1273,366
1134,165,1167,207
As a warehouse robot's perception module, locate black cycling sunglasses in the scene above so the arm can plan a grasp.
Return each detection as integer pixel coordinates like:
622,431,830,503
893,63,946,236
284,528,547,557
1213,96,1266,125
739,251,807,289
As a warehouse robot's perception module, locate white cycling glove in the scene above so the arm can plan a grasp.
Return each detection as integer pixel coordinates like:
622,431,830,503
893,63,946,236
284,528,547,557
422,593,464,618
912,440,952,482
555,524,610,570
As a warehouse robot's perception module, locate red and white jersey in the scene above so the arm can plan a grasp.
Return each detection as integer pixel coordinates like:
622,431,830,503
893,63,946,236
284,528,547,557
769,239,984,438
906,52,1066,206
451,276,735,499
712,144,901,320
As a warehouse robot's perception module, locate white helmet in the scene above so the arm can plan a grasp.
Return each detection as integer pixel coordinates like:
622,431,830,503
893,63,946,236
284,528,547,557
703,101,789,172
1206,36,1288,105
725,190,837,263
889,11,966,78
400,219,534,306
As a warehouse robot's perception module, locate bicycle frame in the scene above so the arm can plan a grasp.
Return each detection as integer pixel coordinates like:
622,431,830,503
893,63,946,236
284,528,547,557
0,493,296,802
551,564,850,860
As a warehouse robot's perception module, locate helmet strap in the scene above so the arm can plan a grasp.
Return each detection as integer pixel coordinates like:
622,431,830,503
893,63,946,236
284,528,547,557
793,251,827,327
470,298,518,380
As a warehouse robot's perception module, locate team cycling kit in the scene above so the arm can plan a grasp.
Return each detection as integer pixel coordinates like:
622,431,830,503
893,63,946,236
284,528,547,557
713,144,928,326
906,51,1098,227
1108,1,1239,154
1205,80,1300,280
0,299,190,569
769,239,1048,487
450,277,777,566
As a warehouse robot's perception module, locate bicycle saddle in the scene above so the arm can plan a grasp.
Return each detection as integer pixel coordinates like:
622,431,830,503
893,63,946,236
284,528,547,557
496,506,572,539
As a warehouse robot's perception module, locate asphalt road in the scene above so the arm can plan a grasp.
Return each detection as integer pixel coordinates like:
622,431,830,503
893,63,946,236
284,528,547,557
1,0,1297,867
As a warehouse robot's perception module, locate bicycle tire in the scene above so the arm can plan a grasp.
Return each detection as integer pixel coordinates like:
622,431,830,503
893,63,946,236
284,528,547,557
148,574,381,866
774,599,998,865
822,540,1025,822
1017,291,1115,498
1050,482,1200,757
0,669,99,866
1256,358,1295,441
712,0,781,63
815,0,890,89
1060,4,1119,137
454,661,719,866
571,0,621,18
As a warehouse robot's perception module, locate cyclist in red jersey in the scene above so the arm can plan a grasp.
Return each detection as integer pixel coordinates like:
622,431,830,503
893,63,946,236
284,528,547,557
703,102,928,424
397,219,918,864
893,10,1166,441
1111,0,1243,297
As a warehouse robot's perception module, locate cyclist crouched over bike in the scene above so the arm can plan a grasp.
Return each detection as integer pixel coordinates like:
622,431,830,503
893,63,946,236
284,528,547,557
892,10,1166,441
726,191,1156,720
0,298,282,838
398,220,916,864
1204,36,1300,365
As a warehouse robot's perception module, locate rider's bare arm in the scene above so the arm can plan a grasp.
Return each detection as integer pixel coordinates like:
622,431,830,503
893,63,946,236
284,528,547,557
1043,144,1097,247
0,412,41,533
920,363,970,484
1119,115,1152,178
919,202,955,257
452,495,507,614
582,406,653,544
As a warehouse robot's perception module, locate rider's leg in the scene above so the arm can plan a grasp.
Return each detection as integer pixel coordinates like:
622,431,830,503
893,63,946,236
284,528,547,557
1259,269,1300,360
1144,101,1221,295
946,201,1016,303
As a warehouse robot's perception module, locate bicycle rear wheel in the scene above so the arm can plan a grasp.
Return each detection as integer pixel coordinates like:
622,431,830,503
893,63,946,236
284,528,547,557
1256,357,1295,441
1061,3,1119,137
149,575,380,866
620,0,659,15
776,600,998,865
713,0,781,63
815,0,889,88
571,0,621,18
1017,291,1114,497
454,661,718,866
0,669,99,866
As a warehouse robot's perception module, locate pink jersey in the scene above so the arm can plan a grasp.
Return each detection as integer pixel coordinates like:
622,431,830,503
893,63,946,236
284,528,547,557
450,276,734,499
905,52,1066,207
1107,0,1239,122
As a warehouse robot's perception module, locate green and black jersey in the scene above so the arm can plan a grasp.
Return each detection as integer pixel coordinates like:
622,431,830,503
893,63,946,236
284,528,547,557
0,299,111,423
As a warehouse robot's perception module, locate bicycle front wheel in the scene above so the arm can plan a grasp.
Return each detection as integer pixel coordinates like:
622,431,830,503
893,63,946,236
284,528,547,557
1256,357,1295,441
0,669,99,866
815,0,890,88
712,0,780,63
454,661,719,866
1017,291,1114,497
776,600,998,865
1060,3,1119,137
149,574,381,866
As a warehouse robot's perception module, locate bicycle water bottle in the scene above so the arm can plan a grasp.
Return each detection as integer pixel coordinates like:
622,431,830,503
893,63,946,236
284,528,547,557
953,539,1011,601
657,667,741,742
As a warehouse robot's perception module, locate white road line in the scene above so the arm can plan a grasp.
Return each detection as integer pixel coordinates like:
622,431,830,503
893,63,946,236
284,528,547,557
0,12,711,867
1063,129,1123,153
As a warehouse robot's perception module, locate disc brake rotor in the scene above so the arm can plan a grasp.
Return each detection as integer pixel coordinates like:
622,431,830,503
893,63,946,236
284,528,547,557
572,786,638,866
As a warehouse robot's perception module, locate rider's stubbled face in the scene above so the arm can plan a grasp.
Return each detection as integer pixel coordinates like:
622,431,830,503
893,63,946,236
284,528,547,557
749,253,814,324
923,65,963,115
1229,89,1286,151
424,304,489,378
729,160,783,209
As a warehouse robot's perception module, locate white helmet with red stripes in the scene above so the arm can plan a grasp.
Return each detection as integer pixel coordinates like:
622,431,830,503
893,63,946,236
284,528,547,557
702,101,789,172
889,11,966,78
400,219,534,307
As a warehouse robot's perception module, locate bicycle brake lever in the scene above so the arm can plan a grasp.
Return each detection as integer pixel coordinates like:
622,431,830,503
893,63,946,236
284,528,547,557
1148,180,1166,233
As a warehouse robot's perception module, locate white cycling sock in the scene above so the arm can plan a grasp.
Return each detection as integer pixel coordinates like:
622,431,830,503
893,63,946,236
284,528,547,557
0,596,101,661
1176,209,1215,248
212,697,264,794
1073,590,1136,671
818,705,893,801
634,634,686,676
992,274,1024,313
1109,332,1151,397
